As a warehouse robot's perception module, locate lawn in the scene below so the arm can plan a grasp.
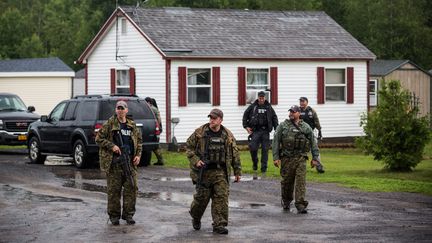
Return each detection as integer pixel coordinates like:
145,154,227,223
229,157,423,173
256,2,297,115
162,144,432,196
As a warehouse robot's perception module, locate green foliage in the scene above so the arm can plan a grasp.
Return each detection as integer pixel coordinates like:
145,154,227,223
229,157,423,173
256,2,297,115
1,0,432,70
356,80,431,171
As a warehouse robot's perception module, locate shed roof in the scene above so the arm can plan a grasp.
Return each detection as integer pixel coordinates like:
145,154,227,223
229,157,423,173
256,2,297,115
370,60,432,77
122,7,375,59
0,57,73,72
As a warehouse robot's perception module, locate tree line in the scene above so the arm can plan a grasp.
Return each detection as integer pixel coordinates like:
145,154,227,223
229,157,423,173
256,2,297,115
1,0,431,71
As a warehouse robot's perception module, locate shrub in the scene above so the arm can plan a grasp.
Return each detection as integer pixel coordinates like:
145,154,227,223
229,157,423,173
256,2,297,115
356,80,431,171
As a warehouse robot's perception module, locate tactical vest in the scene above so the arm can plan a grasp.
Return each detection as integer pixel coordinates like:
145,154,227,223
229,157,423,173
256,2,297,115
300,107,315,130
281,122,311,156
203,131,226,168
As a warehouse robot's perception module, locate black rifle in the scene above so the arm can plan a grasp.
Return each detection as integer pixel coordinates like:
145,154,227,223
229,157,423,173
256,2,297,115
196,134,210,189
113,131,135,188
290,119,325,173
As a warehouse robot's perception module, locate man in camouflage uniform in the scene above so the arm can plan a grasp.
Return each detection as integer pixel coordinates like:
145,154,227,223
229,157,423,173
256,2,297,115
272,105,319,214
145,97,164,166
96,100,142,225
186,108,241,234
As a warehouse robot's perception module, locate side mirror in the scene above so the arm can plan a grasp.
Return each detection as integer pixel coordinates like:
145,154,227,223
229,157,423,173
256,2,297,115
41,115,48,122
28,106,35,112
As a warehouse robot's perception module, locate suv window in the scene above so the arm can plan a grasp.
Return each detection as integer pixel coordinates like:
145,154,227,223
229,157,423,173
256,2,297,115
50,102,67,121
99,100,153,120
64,102,78,120
0,95,27,111
81,101,98,121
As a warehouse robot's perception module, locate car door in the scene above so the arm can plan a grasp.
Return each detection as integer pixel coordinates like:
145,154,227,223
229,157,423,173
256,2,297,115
56,101,79,153
39,102,67,151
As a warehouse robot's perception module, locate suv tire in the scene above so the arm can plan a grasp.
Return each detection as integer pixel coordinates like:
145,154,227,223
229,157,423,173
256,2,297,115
139,151,152,166
73,139,88,169
28,137,46,164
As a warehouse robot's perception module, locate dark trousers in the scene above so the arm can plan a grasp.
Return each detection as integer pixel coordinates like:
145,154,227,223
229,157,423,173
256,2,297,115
248,130,270,172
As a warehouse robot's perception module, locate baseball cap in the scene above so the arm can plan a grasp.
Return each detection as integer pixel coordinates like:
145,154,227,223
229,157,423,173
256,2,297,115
207,108,223,119
299,97,308,102
258,91,266,97
289,105,301,113
116,100,128,109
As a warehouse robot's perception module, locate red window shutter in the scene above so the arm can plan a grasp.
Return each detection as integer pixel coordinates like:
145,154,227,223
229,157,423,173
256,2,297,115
129,68,136,95
110,68,116,94
317,67,325,104
178,67,187,107
84,64,88,95
238,67,246,106
270,67,278,105
212,67,220,106
347,67,354,104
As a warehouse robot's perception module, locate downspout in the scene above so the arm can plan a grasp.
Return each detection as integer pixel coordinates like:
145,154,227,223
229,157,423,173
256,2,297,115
165,59,171,143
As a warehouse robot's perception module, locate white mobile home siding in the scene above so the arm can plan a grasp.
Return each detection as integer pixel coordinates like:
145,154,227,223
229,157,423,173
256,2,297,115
86,17,167,142
171,60,368,143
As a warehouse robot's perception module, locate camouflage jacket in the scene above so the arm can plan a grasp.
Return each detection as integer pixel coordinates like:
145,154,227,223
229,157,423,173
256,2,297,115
272,119,319,161
186,123,242,182
95,115,142,172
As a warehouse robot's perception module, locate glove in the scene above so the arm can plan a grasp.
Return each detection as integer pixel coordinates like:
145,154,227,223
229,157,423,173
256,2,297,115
318,130,322,140
311,159,325,173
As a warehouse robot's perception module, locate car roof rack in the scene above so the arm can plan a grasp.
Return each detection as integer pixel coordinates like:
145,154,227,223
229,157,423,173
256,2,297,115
73,95,103,99
110,94,139,97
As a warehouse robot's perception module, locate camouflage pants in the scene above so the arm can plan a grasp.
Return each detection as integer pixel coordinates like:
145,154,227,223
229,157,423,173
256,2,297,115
153,147,164,163
280,155,308,210
190,169,229,228
106,163,138,220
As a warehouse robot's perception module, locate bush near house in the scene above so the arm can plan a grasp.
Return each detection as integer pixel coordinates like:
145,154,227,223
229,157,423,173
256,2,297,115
356,80,431,171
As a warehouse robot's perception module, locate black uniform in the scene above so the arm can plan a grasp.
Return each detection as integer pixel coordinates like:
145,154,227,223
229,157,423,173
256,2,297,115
242,100,278,172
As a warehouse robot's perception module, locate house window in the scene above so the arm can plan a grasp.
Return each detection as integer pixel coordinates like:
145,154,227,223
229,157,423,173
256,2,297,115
188,69,211,103
116,70,130,94
121,18,127,35
246,68,269,103
369,79,377,106
325,69,346,101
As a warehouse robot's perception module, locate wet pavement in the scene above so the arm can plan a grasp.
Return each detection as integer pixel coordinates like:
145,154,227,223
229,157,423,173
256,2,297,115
0,152,432,242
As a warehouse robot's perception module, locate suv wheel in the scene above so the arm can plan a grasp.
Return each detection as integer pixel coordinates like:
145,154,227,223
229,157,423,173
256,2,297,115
29,137,46,164
73,140,88,169
139,151,152,166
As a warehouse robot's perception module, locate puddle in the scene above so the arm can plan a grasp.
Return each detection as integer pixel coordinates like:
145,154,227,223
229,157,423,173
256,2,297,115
229,202,266,209
142,177,191,182
63,181,107,193
61,181,266,209
3,184,83,203
53,168,106,180
44,156,74,166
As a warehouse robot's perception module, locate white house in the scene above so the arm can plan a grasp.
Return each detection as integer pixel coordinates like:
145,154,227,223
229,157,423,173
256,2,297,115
0,57,75,115
77,6,376,144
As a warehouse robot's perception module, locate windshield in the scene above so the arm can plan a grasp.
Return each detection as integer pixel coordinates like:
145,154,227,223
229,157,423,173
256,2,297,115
99,99,154,120
0,95,27,111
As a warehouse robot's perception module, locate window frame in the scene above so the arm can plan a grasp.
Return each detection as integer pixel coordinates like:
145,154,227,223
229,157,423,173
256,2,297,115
325,68,347,102
246,68,269,103
369,79,378,106
187,68,212,104
116,69,130,94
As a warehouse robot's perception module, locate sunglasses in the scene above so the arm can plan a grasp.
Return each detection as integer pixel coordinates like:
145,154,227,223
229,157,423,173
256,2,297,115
116,106,125,110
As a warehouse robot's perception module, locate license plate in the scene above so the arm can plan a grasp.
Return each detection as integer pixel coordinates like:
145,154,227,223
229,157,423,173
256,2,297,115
18,135,27,141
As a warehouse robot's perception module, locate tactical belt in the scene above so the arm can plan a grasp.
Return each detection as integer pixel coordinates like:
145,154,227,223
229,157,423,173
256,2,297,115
206,163,226,170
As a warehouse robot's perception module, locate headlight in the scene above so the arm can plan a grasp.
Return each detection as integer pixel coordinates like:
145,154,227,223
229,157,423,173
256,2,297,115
0,120,3,129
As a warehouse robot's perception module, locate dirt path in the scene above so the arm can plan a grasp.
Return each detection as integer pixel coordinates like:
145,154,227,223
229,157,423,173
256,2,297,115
0,153,431,242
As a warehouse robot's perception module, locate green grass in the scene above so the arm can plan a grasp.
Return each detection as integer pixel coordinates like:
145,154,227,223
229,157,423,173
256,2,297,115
162,147,432,196
0,145,26,149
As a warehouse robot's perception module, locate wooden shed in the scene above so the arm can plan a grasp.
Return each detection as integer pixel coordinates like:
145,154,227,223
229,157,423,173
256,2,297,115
370,60,431,116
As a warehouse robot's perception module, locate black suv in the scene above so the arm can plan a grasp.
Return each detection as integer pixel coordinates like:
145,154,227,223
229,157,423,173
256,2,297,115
27,95,160,168
0,93,40,145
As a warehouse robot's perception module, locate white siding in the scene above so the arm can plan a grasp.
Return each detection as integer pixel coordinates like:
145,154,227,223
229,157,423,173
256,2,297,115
171,60,368,143
86,18,167,142
73,78,85,96
0,77,72,115
85,18,368,144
